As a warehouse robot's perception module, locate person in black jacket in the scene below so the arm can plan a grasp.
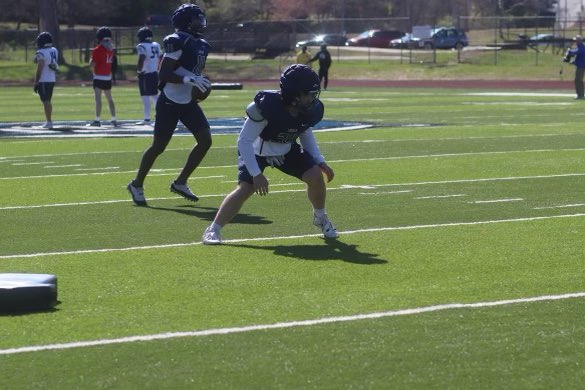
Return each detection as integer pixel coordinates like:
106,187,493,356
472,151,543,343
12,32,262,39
310,44,332,90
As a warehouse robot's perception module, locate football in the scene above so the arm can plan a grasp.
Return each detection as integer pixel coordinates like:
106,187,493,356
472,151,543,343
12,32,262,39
191,77,212,102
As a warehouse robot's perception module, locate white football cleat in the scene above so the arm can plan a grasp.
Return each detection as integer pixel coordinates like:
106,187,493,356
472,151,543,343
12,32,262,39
313,214,339,238
202,226,222,245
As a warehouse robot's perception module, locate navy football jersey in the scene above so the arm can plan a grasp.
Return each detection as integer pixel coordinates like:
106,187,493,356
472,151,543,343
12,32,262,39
253,91,324,144
162,31,211,104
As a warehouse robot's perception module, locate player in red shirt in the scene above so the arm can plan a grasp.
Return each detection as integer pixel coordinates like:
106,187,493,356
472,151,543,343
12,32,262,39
88,27,117,127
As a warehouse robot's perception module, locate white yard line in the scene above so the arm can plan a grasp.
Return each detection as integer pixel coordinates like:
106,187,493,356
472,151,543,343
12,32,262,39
1,291,583,356
533,203,585,210
470,198,524,204
2,212,585,260
415,194,467,199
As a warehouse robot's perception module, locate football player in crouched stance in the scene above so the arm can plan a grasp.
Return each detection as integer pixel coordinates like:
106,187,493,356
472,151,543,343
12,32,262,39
202,64,338,244
128,3,212,206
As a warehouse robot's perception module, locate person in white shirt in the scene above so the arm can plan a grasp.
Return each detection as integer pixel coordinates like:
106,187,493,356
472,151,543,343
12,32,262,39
33,32,59,129
136,27,162,125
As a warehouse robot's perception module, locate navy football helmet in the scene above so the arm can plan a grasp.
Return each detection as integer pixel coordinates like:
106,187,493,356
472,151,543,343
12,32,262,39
36,32,53,48
96,26,112,42
137,27,153,42
280,64,321,107
172,3,206,36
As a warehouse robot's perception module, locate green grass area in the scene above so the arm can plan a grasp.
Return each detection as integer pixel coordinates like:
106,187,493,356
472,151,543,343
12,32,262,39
1,86,585,387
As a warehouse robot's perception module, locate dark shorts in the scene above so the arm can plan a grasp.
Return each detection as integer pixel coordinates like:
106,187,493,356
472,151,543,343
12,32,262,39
37,82,55,102
154,93,210,143
237,143,317,184
93,79,112,90
138,72,159,96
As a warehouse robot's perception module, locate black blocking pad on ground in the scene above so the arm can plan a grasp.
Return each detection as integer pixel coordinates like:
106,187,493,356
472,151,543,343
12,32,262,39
0,273,58,313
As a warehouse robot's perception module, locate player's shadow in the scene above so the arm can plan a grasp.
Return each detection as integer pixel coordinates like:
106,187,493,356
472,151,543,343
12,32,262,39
232,239,387,265
146,204,273,225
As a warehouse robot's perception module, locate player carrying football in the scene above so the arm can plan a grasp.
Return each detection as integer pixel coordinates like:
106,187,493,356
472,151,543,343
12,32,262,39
128,3,212,206
202,64,339,244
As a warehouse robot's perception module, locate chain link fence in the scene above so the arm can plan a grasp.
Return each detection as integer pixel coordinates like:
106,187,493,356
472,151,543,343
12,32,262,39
2,16,584,71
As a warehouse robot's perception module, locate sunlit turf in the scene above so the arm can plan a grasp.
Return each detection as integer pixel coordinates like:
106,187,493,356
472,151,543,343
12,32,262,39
1,85,585,388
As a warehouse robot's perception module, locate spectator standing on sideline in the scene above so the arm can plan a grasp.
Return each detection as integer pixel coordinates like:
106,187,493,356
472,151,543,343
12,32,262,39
33,32,59,129
135,27,162,125
127,3,212,206
296,45,312,67
564,35,585,99
88,26,117,127
202,64,338,245
310,44,332,90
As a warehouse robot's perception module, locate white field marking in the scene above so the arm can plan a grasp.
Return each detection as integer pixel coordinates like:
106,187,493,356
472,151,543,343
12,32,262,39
358,190,412,195
463,92,575,97
74,167,120,171
463,101,572,106
0,159,25,163
471,198,524,204
534,203,585,210
0,172,583,212
321,98,388,102
11,162,54,166
2,212,585,260
415,194,467,199
44,164,83,169
1,291,584,356
328,147,585,164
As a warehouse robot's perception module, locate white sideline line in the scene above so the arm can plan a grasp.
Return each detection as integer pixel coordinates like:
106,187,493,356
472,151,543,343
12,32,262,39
1,291,584,356
2,212,585,260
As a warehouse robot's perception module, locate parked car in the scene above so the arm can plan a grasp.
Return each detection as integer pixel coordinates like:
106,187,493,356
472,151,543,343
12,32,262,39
413,27,468,50
346,29,404,48
389,33,416,49
295,34,348,48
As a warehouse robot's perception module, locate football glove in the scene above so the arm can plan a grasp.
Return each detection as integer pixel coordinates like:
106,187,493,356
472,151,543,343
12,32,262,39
266,155,285,167
33,83,39,94
183,75,211,93
48,63,58,71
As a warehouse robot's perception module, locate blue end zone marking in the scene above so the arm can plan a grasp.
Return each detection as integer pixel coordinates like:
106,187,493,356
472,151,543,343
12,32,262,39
0,118,376,138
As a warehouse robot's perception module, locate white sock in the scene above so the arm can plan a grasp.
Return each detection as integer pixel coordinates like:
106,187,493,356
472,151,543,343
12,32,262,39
313,208,326,218
142,96,151,120
210,222,222,232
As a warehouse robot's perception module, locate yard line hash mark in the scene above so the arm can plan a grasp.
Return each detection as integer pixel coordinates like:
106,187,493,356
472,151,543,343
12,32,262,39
415,194,466,199
1,292,583,356
470,198,524,204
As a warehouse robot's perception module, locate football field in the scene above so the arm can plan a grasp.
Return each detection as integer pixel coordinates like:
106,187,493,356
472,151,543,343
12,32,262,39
1,84,585,388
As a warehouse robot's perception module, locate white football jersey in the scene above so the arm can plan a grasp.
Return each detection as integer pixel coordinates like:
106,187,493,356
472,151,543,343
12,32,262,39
34,46,59,82
136,42,162,74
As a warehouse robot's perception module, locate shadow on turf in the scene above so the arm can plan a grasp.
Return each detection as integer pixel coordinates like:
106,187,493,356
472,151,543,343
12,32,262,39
232,240,387,265
146,205,273,225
